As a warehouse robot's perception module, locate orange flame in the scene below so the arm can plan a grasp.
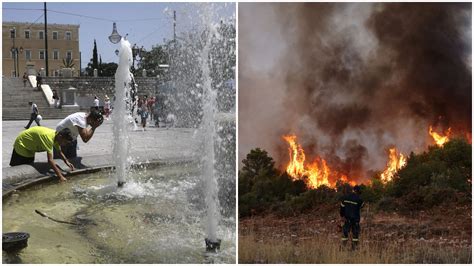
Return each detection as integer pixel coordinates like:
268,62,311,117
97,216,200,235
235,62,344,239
339,174,357,187
283,135,331,188
380,148,407,184
429,126,451,147
283,135,306,179
283,135,333,189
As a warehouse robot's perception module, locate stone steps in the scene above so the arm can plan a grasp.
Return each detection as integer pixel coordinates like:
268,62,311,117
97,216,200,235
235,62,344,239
3,77,82,120
3,107,82,120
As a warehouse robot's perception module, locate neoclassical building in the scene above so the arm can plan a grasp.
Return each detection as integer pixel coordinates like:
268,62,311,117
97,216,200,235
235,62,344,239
3,21,80,77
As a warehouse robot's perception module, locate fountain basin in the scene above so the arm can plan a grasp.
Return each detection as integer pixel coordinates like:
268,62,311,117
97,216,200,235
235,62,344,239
2,162,235,264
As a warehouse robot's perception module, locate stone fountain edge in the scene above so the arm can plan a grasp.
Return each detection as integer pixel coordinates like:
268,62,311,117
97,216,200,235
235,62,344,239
2,155,199,199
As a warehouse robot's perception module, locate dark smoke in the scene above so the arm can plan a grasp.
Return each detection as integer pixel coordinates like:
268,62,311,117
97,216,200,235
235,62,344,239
239,3,471,180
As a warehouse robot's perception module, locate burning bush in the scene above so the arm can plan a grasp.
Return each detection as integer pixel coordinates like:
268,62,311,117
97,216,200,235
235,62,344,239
239,139,471,217
389,138,471,197
239,148,307,217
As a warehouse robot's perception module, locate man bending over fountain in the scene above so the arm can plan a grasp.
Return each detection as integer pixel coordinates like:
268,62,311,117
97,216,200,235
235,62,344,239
10,127,75,182
55,109,104,159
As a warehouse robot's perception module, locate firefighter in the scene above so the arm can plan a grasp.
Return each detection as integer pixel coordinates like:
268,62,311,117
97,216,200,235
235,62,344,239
340,185,364,250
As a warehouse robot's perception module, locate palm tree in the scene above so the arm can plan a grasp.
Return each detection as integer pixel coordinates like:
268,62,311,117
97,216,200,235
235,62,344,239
62,58,75,68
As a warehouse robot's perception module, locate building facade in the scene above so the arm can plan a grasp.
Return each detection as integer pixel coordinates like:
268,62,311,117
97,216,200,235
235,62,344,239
2,22,80,77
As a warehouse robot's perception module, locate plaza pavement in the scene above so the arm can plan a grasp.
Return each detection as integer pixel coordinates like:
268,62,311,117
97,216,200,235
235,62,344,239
2,118,201,191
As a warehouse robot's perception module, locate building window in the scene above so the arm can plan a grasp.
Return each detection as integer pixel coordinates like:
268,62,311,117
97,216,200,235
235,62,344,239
65,31,72,40
66,51,72,61
53,31,58,40
25,30,30,39
39,31,44,40
10,29,16,38
53,50,59,60
25,50,32,61
39,50,45,60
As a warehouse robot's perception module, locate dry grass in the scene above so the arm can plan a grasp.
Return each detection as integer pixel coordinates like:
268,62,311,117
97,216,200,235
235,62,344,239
239,233,471,264
239,207,472,264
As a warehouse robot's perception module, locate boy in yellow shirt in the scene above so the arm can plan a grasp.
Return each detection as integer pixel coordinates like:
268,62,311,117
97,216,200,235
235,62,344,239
10,127,75,182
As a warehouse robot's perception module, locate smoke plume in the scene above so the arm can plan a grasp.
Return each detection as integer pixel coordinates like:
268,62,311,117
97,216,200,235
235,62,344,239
239,3,471,180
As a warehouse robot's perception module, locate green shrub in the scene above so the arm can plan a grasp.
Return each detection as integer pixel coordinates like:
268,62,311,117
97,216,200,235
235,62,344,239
360,179,385,203
239,139,471,217
277,186,338,215
389,138,471,200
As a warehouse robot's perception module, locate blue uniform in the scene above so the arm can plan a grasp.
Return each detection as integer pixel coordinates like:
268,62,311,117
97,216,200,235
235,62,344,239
340,192,364,246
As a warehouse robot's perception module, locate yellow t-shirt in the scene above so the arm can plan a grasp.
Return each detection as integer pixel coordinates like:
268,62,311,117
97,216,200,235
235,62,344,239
13,127,60,158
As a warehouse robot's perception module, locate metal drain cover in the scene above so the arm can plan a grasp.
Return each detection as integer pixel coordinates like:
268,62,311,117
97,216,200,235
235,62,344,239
3,232,30,252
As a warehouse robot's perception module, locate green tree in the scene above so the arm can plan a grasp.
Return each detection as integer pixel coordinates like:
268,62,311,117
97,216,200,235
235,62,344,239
239,148,278,190
85,39,100,76
210,21,236,81
93,39,99,69
62,58,75,68
386,138,471,209
99,62,118,77
136,45,169,78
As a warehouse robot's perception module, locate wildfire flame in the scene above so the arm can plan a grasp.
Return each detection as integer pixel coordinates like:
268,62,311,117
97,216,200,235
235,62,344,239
283,135,354,189
339,174,357,187
283,135,307,178
380,148,407,184
429,126,451,147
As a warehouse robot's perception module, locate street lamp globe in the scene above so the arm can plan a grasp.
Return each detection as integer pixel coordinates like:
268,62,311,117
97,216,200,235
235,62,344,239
108,22,122,44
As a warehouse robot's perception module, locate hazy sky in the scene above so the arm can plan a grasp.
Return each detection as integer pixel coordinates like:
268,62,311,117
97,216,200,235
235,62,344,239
3,2,235,68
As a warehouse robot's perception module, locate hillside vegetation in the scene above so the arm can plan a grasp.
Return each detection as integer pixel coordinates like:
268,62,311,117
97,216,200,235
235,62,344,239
239,139,471,217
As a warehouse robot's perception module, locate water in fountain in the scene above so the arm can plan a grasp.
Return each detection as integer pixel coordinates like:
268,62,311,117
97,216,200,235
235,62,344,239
166,3,236,248
108,2,235,252
112,38,134,186
200,19,219,244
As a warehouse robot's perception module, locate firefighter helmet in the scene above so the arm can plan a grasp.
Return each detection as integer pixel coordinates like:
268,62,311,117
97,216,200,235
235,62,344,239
353,185,361,193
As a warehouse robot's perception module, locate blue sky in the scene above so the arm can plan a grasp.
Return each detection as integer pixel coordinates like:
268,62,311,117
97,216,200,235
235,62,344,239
3,2,235,68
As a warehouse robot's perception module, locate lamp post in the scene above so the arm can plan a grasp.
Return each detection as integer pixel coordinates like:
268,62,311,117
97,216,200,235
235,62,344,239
10,28,19,77
108,22,122,44
131,44,145,74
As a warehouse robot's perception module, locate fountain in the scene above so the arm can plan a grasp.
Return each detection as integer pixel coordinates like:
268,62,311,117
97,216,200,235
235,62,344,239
2,3,235,263
199,7,221,251
111,35,134,187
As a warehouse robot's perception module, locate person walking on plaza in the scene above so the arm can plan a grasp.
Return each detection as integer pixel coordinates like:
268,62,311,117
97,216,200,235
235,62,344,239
22,72,28,87
55,108,104,159
10,127,75,182
340,185,365,250
147,96,155,122
153,98,160,127
25,101,40,129
140,96,149,130
36,73,42,90
52,89,60,108
93,96,100,110
104,95,111,119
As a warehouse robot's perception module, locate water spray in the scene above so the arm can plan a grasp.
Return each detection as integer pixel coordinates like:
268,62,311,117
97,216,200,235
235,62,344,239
198,5,222,252
110,24,135,188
